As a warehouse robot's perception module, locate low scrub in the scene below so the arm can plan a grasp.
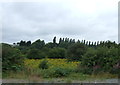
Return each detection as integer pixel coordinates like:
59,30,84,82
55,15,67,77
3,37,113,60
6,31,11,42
41,67,73,78
39,59,49,69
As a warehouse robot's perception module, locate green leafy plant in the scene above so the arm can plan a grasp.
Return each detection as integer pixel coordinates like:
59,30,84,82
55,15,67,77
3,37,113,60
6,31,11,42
39,59,49,69
66,43,87,61
2,43,24,72
27,49,46,59
52,67,71,77
41,67,72,78
48,47,66,59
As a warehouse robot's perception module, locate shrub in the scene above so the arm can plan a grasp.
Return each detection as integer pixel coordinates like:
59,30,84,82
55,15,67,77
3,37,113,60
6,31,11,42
80,46,119,74
41,67,72,78
52,67,71,77
96,46,118,72
66,43,87,61
81,47,98,68
39,59,49,69
2,43,24,72
76,63,93,74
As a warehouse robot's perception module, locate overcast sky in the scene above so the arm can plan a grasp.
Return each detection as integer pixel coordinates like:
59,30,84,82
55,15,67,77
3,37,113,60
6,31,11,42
1,0,119,44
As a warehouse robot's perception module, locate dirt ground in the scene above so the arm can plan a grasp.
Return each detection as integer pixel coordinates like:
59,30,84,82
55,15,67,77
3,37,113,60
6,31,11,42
1,78,119,83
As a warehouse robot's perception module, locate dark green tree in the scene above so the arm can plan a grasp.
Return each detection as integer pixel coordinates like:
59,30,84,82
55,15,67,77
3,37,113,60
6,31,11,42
59,38,62,44
53,36,56,44
77,40,80,43
45,42,55,48
19,40,26,46
83,40,85,44
48,47,66,59
27,49,45,59
26,41,31,46
88,41,91,46
31,39,45,49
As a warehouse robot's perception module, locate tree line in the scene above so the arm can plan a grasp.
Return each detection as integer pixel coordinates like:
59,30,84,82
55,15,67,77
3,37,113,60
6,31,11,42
2,36,120,74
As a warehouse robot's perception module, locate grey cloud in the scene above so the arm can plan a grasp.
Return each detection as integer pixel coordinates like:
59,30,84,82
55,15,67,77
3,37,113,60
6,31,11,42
2,1,118,44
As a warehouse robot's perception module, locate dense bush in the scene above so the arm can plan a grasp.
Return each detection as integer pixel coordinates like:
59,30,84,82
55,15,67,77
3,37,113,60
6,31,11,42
39,59,49,69
27,49,46,59
80,46,119,74
66,43,87,61
81,47,97,68
52,67,71,77
2,43,24,71
76,64,93,74
96,46,118,72
48,47,66,59
106,47,119,74
41,67,72,78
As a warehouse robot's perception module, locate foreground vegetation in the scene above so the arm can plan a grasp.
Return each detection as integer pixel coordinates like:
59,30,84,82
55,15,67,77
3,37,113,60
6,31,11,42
3,59,118,83
1,37,120,82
